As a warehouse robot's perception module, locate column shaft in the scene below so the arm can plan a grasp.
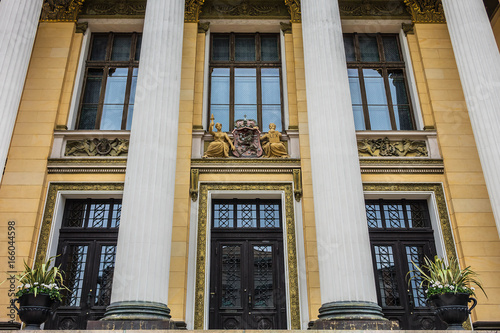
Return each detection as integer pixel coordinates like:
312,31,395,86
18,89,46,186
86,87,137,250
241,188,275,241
301,0,390,326
104,0,185,320
441,0,500,237
0,0,43,181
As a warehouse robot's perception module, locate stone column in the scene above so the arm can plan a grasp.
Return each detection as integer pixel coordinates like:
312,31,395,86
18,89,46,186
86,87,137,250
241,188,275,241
300,0,394,329
441,0,500,237
100,0,185,325
0,0,43,182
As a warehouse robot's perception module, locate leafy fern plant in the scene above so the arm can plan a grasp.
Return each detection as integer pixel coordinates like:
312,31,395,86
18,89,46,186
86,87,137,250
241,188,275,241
410,256,486,298
15,256,67,301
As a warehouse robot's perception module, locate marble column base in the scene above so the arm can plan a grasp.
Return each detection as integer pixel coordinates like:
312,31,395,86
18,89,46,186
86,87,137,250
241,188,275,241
101,301,172,320
87,319,176,330
309,301,399,330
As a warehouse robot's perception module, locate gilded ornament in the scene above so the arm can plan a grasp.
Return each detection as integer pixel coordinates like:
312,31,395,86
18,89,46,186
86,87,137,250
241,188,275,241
284,0,301,22
65,138,129,157
261,123,289,158
198,22,210,33
203,115,235,158
403,0,445,23
185,0,205,22
195,183,300,329
357,137,428,157
41,0,85,22
293,169,302,201
190,169,200,201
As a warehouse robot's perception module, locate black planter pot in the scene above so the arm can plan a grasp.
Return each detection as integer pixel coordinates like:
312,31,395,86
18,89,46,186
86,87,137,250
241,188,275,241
428,292,477,330
11,293,55,330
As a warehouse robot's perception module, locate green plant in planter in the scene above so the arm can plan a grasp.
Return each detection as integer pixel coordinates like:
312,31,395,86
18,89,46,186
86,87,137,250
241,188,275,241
410,255,486,298
15,256,67,302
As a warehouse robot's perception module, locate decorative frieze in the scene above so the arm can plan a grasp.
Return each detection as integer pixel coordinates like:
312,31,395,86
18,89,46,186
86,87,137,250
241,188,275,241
357,137,428,157
403,0,445,23
80,0,146,16
200,0,288,19
41,0,85,22
339,0,408,17
65,138,129,157
185,0,205,22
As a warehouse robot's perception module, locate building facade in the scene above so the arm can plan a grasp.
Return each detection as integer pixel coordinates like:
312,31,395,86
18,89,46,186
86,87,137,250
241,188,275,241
0,0,500,330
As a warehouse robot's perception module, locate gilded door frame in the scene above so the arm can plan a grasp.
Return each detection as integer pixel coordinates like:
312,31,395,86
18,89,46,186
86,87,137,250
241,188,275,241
194,183,300,329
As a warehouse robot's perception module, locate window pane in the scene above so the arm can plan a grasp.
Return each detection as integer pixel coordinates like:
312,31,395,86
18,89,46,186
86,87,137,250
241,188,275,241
126,105,134,130
236,204,257,228
135,35,142,61
344,36,356,61
82,74,103,104
234,105,257,123
262,105,282,132
235,68,256,104
352,105,365,130
373,245,400,307
359,36,380,62
128,74,137,105
253,245,274,308
383,36,401,62
101,105,123,130
78,106,98,129
388,70,408,105
363,69,387,104
348,69,362,104
261,35,279,61
90,35,108,61
213,36,229,61
261,69,280,104
368,105,391,130
103,68,128,104
211,69,230,104
394,105,413,130
111,35,132,61
64,245,88,306
211,105,230,132
235,36,255,61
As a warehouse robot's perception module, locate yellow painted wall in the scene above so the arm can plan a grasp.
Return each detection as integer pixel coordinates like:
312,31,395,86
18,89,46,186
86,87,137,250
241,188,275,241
0,22,81,320
410,23,500,321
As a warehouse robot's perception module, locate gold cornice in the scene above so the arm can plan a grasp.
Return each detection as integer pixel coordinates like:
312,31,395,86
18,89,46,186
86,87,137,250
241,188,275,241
185,0,205,23
284,0,301,23
41,0,85,22
194,183,300,329
35,183,124,266
403,0,446,23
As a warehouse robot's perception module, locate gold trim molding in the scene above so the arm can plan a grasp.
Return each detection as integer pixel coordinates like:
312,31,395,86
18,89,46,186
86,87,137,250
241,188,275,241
41,0,85,22
194,183,300,329
185,0,205,22
404,0,446,23
363,183,458,263
35,183,124,266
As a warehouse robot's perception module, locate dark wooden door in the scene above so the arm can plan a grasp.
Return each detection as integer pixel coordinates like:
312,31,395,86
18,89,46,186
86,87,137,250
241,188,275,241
209,199,287,329
366,199,447,330
45,199,120,330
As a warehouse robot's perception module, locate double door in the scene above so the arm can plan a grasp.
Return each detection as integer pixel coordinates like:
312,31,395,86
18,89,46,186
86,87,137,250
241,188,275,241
209,233,287,329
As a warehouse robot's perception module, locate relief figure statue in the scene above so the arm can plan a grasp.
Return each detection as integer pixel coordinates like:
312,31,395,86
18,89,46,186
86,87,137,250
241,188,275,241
260,123,289,158
203,115,235,158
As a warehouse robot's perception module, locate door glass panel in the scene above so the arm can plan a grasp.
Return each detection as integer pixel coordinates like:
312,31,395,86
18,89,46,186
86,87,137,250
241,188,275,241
406,246,427,307
253,245,274,308
383,204,406,228
64,245,89,306
222,245,242,308
236,204,257,228
259,203,280,228
373,245,400,307
95,245,116,306
214,203,234,228
366,204,383,228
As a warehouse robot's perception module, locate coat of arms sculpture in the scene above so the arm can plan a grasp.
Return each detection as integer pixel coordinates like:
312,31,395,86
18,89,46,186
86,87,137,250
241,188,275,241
232,116,263,158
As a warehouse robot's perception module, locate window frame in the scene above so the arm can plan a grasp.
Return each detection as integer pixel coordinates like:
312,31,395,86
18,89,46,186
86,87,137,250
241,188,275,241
208,32,285,132
76,32,141,130
345,33,416,131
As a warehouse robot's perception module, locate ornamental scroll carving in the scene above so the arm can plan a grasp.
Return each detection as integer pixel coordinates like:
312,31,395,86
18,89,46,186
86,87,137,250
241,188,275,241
65,138,129,156
284,0,301,22
185,0,205,22
200,0,288,19
81,0,146,16
339,0,407,17
358,137,428,157
403,0,445,23
41,0,85,22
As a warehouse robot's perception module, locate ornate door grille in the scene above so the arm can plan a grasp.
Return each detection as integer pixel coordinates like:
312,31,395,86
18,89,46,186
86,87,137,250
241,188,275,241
45,199,120,330
366,199,446,330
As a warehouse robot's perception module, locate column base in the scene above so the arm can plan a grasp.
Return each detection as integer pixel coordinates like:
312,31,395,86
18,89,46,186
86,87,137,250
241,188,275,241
309,301,399,330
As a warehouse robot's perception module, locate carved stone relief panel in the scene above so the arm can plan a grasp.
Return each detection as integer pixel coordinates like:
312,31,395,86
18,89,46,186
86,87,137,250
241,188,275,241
358,137,428,157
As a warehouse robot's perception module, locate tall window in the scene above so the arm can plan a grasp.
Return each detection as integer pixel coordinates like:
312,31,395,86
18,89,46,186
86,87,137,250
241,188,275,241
77,33,142,130
344,34,415,131
209,33,283,132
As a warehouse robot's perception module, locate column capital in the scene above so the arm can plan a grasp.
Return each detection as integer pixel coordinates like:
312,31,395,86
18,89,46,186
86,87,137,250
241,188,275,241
185,0,205,23
40,0,85,22
284,0,301,23
404,0,445,23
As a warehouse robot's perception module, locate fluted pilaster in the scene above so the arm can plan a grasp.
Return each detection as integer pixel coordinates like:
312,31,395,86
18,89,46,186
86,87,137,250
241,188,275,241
301,0,387,325
0,0,43,182
105,0,185,320
441,0,500,237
